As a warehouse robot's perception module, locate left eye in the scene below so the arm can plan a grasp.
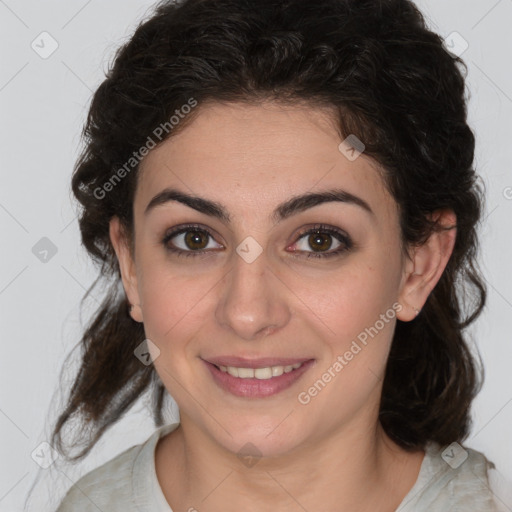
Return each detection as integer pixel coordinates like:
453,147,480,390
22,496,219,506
290,225,352,259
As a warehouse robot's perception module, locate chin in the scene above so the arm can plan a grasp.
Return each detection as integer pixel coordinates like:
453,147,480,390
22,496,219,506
208,414,310,460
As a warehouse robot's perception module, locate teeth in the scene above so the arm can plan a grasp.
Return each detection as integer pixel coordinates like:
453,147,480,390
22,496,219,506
217,362,303,379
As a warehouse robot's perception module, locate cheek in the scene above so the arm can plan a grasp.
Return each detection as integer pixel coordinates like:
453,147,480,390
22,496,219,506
137,261,216,351
296,287,398,428
319,259,399,339
307,259,400,394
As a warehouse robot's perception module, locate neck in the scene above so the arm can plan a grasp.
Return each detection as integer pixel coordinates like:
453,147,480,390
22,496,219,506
155,413,425,512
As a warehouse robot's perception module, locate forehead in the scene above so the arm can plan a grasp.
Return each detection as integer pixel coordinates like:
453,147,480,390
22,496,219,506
134,101,398,225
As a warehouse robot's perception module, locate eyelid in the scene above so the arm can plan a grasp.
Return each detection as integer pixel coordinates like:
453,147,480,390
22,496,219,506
293,223,351,242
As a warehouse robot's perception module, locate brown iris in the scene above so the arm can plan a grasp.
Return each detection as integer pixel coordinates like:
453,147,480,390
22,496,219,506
185,230,209,250
307,232,332,252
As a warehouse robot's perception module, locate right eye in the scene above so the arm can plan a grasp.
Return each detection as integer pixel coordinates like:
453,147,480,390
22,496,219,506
161,224,223,258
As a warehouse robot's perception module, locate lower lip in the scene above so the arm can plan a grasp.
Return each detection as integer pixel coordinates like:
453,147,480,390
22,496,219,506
202,359,315,398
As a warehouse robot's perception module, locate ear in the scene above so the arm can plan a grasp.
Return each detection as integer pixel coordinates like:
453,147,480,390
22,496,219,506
109,216,143,323
396,209,457,322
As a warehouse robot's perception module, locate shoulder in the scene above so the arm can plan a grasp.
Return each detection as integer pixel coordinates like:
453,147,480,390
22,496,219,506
398,442,502,511
55,423,179,512
55,442,143,512
443,444,499,510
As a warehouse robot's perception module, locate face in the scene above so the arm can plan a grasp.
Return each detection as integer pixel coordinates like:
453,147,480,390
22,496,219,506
110,101,451,457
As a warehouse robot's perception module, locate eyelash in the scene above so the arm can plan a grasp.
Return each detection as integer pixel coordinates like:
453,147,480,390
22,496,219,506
161,223,353,260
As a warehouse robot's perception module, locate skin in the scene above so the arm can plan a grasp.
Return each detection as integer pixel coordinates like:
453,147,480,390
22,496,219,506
109,101,457,512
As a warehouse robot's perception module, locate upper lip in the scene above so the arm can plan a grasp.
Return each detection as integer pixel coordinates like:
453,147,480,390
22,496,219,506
203,356,314,368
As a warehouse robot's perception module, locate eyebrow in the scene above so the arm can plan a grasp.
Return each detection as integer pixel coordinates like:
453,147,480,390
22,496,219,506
144,187,374,224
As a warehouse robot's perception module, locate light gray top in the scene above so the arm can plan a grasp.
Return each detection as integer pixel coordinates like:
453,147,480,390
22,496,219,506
55,422,504,511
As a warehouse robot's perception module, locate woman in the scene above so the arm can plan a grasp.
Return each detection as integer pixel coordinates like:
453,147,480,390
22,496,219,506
51,0,504,510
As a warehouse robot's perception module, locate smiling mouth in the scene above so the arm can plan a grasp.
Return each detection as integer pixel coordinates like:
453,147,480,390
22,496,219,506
202,357,316,398
213,362,304,380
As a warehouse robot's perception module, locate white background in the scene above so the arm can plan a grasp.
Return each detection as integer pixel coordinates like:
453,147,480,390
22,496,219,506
1,1,511,510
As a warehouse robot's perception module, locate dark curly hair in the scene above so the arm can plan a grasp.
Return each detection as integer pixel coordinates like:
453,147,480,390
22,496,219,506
50,0,487,462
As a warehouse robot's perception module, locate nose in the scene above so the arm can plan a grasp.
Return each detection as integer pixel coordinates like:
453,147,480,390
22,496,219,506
215,245,291,341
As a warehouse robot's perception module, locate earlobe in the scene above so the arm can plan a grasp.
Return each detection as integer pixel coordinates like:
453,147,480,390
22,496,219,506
109,216,143,323
128,303,143,323
396,209,457,322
